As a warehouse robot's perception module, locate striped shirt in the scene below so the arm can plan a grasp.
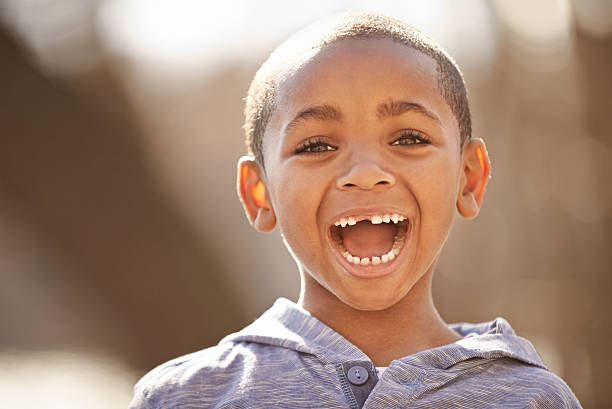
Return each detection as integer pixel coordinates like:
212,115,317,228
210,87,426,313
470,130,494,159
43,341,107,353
129,298,581,408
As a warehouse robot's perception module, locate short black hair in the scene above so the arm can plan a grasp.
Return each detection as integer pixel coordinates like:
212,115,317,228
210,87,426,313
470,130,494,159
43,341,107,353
244,11,471,167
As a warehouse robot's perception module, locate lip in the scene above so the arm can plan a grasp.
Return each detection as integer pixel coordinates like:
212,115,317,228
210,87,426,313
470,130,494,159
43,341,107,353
326,208,411,279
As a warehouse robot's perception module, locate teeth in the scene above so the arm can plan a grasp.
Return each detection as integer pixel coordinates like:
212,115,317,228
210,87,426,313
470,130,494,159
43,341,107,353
343,247,403,266
334,213,406,227
342,246,402,265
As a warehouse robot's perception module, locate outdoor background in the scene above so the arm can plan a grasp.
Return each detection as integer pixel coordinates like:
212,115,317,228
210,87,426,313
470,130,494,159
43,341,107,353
1,0,610,407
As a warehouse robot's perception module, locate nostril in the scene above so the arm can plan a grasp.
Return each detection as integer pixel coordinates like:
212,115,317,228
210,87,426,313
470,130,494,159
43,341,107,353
342,180,390,190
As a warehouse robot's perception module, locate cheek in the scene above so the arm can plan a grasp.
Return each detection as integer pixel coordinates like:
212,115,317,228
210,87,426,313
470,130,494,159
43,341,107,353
427,167,459,215
271,168,324,258
412,157,460,246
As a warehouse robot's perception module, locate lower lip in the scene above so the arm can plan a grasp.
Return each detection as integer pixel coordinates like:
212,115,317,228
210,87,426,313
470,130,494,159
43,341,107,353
328,223,411,280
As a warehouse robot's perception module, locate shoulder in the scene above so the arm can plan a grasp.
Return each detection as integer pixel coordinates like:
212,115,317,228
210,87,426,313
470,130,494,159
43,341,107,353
459,358,582,408
128,342,258,409
507,364,581,408
445,317,581,407
128,340,327,409
130,344,233,409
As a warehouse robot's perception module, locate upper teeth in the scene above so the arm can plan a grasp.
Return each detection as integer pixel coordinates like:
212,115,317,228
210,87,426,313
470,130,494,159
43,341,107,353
334,213,405,227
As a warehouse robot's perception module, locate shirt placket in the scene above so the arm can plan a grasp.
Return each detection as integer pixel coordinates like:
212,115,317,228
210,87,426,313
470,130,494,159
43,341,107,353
335,361,379,409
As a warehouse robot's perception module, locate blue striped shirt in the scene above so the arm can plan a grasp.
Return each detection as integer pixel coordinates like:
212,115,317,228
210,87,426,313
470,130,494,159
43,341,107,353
129,298,581,408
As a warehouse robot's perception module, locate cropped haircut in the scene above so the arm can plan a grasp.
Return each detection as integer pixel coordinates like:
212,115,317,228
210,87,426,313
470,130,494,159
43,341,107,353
244,11,472,167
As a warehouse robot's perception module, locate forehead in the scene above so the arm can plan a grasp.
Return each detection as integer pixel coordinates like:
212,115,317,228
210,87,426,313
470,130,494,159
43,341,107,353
264,38,457,148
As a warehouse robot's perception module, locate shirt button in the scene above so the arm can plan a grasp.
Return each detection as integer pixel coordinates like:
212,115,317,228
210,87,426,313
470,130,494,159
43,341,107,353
347,365,369,385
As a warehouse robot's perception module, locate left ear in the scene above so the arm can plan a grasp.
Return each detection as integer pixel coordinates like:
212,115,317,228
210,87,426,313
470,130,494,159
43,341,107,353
456,138,491,219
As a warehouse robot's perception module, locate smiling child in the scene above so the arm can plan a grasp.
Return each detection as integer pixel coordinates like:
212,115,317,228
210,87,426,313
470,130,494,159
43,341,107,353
129,11,581,408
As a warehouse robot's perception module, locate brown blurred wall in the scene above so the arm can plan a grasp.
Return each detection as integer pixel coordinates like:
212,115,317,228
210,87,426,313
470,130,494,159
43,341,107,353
0,27,247,370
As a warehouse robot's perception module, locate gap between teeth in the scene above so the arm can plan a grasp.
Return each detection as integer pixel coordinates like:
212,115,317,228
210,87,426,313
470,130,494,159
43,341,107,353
334,228,406,266
334,213,405,228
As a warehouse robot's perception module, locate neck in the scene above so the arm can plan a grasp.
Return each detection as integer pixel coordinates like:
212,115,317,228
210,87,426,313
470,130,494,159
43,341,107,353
298,268,460,367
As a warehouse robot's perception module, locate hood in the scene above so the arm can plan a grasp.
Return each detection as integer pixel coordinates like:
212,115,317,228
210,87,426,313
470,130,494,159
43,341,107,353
221,297,547,370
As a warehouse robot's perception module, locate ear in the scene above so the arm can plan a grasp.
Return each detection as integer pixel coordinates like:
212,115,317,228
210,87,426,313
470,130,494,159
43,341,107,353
456,138,491,219
237,156,276,232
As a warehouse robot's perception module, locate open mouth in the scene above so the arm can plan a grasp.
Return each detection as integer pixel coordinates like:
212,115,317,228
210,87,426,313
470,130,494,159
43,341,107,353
330,213,409,266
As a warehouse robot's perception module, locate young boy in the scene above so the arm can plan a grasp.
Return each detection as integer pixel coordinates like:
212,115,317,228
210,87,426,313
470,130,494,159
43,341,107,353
129,12,581,408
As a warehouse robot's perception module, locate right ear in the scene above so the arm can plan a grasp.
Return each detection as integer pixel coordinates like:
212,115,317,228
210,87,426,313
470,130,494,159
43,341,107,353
237,156,276,232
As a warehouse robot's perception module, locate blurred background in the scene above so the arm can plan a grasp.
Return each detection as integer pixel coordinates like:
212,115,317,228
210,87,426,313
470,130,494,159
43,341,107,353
0,0,610,407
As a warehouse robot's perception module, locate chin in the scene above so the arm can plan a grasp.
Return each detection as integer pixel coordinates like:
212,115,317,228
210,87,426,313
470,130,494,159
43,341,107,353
334,287,406,312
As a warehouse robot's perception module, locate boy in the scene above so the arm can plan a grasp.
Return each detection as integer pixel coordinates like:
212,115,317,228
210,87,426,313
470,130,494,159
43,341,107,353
129,12,581,408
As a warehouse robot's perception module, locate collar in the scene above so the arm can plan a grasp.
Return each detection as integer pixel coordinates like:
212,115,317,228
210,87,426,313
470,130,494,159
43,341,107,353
220,297,547,370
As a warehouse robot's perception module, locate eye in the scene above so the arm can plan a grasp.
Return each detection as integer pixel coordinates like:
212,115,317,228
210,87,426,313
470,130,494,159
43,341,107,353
390,129,431,146
295,136,337,154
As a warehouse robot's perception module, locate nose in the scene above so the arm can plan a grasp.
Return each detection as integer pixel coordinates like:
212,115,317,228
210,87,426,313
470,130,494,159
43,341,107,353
336,156,395,190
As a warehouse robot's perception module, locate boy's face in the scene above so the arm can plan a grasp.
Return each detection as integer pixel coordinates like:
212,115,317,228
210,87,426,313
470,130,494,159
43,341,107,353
240,38,488,311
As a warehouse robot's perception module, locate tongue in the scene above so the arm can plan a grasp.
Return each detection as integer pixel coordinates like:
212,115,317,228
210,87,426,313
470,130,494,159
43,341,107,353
341,221,396,258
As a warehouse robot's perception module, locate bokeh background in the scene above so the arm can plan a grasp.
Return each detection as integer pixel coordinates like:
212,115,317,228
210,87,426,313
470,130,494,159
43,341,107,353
1,0,610,407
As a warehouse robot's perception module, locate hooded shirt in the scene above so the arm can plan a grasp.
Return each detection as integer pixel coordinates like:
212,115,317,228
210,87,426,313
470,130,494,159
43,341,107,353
129,298,581,408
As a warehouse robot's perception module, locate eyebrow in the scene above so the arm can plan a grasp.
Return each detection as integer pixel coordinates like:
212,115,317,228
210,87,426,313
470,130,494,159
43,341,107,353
376,100,441,124
283,99,440,136
283,104,343,135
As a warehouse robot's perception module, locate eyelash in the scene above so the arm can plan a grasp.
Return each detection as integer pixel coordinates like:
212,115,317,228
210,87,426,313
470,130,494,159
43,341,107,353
295,136,336,154
295,130,430,154
390,129,431,146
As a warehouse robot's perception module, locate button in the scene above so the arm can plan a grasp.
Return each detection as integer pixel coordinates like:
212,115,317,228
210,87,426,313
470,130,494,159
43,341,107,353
347,365,369,385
